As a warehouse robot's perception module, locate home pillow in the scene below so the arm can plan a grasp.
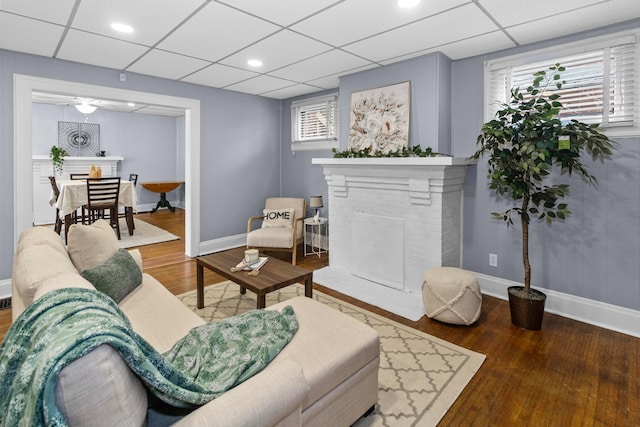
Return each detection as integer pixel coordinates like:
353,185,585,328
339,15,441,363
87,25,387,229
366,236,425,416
262,208,295,228
81,249,142,303
67,219,119,273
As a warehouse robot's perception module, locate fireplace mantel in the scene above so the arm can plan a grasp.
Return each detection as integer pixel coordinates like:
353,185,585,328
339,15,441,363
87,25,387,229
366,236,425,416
312,156,474,320
312,156,474,166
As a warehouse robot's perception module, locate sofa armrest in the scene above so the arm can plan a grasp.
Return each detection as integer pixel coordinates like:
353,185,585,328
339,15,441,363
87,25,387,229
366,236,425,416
175,360,309,427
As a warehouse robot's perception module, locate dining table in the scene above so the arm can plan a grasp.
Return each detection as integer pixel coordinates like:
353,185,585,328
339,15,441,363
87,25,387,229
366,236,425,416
50,179,138,241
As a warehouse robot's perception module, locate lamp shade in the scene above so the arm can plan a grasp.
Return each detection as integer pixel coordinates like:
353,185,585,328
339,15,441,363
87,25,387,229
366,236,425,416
309,195,323,208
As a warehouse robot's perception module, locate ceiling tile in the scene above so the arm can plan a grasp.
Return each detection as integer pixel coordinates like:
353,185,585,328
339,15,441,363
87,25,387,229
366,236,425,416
263,84,327,99
181,63,259,88
217,0,342,26
127,49,210,80
506,1,640,45
0,13,64,56
291,0,469,47
270,49,373,82
438,31,516,60
479,0,605,27
0,0,76,25
71,0,204,46
343,3,498,63
56,29,149,70
221,30,331,72
379,30,516,63
157,2,280,62
225,75,295,95
307,75,340,90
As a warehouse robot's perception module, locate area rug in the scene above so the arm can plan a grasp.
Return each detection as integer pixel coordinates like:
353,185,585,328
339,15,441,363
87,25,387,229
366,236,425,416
117,218,179,249
177,281,486,427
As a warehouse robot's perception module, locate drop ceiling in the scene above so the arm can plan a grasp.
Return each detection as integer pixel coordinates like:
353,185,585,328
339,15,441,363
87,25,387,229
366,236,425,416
1,0,639,103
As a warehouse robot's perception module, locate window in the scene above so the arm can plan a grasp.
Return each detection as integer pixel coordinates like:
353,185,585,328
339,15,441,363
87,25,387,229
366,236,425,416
485,30,639,134
291,93,338,151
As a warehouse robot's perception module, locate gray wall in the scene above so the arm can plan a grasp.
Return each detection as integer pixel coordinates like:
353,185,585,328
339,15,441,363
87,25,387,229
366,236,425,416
339,52,452,154
451,19,640,311
281,20,640,312
1,49,282,280
280,89,336,218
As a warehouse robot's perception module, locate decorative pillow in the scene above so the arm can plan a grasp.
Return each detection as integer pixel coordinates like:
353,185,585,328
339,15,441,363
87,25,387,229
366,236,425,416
67,219,119,273
81,249,142,303
261,208,295,228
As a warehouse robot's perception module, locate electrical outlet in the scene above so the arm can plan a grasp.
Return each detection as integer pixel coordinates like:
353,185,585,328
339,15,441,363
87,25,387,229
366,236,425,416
119,72,126,82
489,253,498,267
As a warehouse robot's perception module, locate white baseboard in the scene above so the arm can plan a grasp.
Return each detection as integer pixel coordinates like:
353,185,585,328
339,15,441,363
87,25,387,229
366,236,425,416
0,278,11,299
474,272,640,338
198,233,246,255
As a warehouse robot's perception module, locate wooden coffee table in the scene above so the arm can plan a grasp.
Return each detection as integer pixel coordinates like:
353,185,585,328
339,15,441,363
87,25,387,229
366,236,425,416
196,247,313,309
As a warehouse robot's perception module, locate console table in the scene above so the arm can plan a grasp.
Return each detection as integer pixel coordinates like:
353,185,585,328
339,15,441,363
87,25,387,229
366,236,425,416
141,181,183,213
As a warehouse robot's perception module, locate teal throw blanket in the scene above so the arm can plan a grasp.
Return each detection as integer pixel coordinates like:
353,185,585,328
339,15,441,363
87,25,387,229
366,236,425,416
0,288,298,426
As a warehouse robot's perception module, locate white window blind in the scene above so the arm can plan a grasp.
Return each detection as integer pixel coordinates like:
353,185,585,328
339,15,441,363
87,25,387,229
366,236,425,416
485,31,638,130
291,94,338,149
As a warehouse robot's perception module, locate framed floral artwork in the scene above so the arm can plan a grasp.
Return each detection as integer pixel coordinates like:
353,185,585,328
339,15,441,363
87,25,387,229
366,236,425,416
348,81,410,155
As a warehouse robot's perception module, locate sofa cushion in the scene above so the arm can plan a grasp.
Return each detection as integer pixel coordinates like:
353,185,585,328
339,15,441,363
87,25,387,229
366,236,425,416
247,227,295,249
13,245,79,306
33,272,95,301
262,208,295,228
119,274,205,353
16,226,67,258
81,249,142,303
56,344,148,427
67,219,119,273
268,297,380,409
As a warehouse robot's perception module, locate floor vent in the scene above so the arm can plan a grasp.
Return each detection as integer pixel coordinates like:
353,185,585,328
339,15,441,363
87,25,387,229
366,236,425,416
0,297,11,310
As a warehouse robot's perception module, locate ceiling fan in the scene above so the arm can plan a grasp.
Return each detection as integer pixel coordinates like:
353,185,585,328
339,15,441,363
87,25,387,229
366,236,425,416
32,93,100,114
72,97,98,114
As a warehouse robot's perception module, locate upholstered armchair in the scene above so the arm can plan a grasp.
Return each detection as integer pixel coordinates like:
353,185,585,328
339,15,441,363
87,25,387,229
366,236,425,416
247,197,306,265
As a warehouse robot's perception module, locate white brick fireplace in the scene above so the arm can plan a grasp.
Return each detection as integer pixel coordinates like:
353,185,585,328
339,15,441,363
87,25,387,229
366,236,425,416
312,157,473,320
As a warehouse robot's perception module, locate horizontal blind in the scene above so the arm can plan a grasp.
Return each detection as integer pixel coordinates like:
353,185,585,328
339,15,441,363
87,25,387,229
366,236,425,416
291,95,338,143
485,32,637,128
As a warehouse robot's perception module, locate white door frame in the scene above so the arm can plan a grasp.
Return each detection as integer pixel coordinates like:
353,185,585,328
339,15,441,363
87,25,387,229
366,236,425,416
13,74,201,256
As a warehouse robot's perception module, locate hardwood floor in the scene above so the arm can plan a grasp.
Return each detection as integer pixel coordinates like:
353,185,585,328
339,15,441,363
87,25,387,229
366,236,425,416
2,210,638,425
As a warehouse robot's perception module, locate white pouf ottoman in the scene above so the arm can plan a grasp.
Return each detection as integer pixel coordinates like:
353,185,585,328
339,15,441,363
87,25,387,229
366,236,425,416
422,267,482,325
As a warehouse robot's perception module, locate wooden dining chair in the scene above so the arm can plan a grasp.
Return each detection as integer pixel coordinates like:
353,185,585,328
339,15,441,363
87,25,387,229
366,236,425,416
86,177,122,239
48,176,64,235
118,173,139,229
70,173,90,180
70,173,90,222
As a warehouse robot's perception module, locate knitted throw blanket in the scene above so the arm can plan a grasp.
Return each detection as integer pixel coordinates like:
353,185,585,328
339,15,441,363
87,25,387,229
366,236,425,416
0,288,298,426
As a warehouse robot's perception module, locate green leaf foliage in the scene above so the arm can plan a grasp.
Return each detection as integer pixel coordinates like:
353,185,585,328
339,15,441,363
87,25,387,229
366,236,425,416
470,64,615,291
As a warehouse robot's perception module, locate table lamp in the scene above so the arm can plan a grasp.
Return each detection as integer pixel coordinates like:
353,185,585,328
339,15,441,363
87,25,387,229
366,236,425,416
309,195,323,221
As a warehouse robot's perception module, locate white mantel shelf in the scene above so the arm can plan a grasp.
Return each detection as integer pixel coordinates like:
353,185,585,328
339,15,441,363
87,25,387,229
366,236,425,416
33,155,124,162
312,155,474,320
312,156,475,166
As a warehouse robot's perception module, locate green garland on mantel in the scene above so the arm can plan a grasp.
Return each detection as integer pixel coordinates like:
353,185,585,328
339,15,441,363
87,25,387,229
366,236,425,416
332,144,439,158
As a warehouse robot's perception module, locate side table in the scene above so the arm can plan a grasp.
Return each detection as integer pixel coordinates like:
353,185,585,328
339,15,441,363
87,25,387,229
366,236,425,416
304,217,328,258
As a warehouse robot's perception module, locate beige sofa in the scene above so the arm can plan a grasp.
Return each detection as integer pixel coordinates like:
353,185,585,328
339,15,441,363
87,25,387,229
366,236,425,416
11,221,380,426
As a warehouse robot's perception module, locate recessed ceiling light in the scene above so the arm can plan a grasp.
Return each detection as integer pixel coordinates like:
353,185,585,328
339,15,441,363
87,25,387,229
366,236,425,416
111,22,134,33
127,102,135,107
247,59,263,68
398,0,420,7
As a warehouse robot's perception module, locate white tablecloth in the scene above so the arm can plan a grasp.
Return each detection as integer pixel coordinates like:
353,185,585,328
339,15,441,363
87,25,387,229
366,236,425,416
51,180,138,218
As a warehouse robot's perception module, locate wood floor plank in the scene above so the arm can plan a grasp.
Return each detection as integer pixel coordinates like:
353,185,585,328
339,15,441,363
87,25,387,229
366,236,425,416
1,209,638,425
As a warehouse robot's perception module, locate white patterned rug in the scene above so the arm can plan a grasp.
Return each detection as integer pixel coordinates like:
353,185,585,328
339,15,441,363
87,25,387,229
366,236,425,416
177,281,486,427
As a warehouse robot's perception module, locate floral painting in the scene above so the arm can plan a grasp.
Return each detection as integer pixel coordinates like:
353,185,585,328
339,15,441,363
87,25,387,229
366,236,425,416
348,81,410,155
